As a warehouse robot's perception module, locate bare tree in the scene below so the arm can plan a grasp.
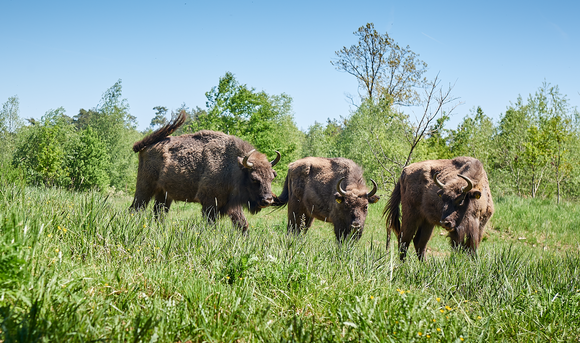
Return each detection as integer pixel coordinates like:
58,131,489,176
332,23,428,106
365,74,460,186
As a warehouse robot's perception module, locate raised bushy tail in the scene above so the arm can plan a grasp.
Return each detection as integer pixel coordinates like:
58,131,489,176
271,173,290,208
132,110,187,153
383,180,402,251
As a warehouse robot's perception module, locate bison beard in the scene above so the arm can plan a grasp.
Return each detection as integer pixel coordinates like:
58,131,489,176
272,157,379,243
130,110,280,234
384,156,494,261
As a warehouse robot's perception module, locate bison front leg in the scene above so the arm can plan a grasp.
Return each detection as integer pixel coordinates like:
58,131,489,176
201,204,219,225
130,179,156,211
227,206,249,235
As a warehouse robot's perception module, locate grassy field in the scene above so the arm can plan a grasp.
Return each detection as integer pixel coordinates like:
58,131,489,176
1,181,579,342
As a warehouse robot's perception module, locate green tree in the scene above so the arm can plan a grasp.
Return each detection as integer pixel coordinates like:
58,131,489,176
448,107,495,166
338,98,410,187
150,106,168,129
424,114,452,160
68,126,110,191
191,72,303,179
13,108,76,186
76,80,140,192
331,23,428,105
0,96,23,165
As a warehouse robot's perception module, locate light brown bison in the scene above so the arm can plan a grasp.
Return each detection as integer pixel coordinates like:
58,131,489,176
273,157,380,242
130,111,280,233
384,156,494,261
383,157,494,260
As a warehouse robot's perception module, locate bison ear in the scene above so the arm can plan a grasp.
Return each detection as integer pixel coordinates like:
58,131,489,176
334,192,344,204
472,191,482,199
368,195,380,204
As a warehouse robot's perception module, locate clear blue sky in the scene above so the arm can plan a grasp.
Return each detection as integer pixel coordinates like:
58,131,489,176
1,0,578,131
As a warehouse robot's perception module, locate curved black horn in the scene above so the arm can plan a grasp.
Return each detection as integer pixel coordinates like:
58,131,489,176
270,151,281,167
336,177,347,196
367,179,378,198
242,149,255,169
458,174,473,193
433,172,445,189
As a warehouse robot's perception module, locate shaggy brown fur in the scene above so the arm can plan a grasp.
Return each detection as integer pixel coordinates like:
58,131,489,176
384,156,494,261
130,111,280,233
273,157,379,243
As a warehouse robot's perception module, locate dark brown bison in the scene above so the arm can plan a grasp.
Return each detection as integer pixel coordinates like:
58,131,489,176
384,156,494,261
130,111,280,233
273,157,380,242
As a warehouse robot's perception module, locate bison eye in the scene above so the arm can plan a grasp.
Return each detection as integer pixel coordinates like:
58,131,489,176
364,205,368,211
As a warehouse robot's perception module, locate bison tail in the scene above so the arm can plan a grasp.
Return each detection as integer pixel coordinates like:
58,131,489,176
383,180,402,250
271,174,290,208
132,110,187,153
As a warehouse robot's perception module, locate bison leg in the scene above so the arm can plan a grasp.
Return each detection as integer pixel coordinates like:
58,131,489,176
130,180,156,211
226,206,249,235
398,214,422,261
153,192,173,219
202,204,219,225
413,223,435,261
287,199,312,235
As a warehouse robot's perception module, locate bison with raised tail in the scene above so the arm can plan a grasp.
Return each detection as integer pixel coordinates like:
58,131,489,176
273,157,380,243
130,111,280,234
384,156,494,261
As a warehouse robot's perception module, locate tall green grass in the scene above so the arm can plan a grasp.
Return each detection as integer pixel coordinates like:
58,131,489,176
0,182,579,342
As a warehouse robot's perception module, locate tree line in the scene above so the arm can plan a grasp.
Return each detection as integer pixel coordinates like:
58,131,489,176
1,23,578,203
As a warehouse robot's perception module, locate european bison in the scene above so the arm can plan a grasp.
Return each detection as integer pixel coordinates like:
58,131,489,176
273,157,380,242
384,156,494,261
130,111,280,233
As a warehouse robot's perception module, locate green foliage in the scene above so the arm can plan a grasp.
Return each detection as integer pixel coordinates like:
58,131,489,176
448,107,495,166
190,72,303,179
338,98,410,186
13,108,76,187
68,127,110,191
490,82,578,199
150,106,168,129
0,96,23,165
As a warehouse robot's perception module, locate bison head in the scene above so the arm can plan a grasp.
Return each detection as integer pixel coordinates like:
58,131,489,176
433,171,484,250
238,149,280,214
332,177,380,241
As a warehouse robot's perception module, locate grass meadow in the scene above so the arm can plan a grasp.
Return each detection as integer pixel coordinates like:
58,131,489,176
1,180,579,342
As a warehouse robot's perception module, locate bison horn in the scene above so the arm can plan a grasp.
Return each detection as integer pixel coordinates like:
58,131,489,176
270,151,281,167
336,177,347,196
433,172,445,189
367,179,378,198
458,174,473,193
242,149,255,169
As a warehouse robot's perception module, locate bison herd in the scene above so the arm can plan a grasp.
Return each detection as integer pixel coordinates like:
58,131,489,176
131,111,494,261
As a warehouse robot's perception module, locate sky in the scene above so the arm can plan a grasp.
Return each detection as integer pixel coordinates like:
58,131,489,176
1,0,579,132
